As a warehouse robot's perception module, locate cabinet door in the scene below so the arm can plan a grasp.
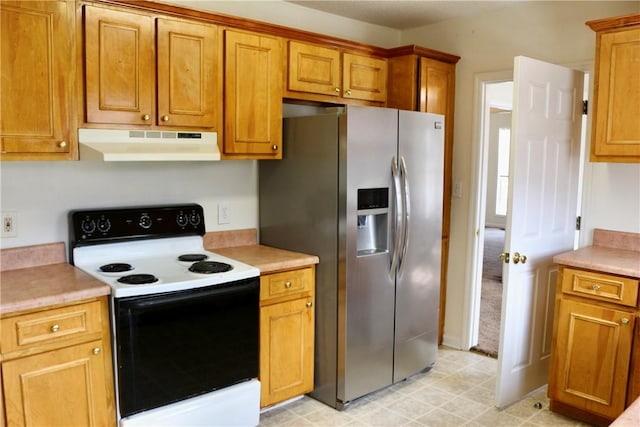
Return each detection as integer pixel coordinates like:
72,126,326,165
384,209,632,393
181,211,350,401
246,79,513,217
2,340,112,427
157,18,220,129
549,299,635,419
343,53,387,102
419,57,456,344
590,25,640,161
224,30,282,158
0,0,73,156
287,41,341,97
84,5,155,125
260,298,314,407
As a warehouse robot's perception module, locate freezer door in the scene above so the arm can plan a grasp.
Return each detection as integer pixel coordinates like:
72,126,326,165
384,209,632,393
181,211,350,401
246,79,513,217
394,110,444,381
340,106,398,403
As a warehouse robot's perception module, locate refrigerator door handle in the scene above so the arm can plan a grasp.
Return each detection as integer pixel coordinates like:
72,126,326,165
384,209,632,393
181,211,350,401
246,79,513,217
398,156,410,275
390,157,403,276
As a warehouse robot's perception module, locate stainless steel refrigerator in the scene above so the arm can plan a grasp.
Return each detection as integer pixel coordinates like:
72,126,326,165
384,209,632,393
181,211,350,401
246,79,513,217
259,105,444,409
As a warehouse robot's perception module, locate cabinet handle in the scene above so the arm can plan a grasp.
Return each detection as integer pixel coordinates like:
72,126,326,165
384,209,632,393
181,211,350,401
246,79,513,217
345,90,352,96
142,114,151,121
621,318,630,325
272,145,278,151
161,115,169,122
51,324,60,332
92,347,101,355
58,141,67,149
335,87,340,93
284,281,292,289
592,284,601,291
306,302,313,308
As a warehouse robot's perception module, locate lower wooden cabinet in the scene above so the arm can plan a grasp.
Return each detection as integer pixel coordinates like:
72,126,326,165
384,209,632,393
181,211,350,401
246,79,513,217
549,266,639,425
259,266,315,408
1,298,115,427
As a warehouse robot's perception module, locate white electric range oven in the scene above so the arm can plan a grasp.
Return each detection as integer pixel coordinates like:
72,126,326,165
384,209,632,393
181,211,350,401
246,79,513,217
70,204,260,426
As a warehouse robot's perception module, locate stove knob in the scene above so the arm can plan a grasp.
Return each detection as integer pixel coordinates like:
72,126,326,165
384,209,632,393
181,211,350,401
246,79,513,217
176,212,189,227
81,218,96,234
189,212,201,226
139,214,152,229
97,217,111,233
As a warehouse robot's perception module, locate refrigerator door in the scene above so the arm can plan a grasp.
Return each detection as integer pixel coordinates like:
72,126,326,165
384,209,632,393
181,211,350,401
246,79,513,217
340,106,398,404
393,110,444,382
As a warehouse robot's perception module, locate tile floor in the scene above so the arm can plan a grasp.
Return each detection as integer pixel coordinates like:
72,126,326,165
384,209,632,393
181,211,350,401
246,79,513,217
259,347,592,426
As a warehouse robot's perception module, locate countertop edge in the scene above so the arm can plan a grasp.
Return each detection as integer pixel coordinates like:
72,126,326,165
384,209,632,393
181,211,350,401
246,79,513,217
553,246,640,278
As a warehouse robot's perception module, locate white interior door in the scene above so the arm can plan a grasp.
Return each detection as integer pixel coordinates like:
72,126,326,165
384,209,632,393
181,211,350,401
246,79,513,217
495,56,583,408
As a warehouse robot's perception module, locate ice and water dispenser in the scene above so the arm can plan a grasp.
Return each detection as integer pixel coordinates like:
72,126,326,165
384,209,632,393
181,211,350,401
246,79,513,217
356,188,389,256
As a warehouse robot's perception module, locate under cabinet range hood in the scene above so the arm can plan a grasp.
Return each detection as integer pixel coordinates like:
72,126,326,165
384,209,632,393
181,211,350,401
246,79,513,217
78,128,220,161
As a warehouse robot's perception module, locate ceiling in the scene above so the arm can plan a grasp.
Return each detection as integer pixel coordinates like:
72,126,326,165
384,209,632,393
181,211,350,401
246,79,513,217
286,1,529,30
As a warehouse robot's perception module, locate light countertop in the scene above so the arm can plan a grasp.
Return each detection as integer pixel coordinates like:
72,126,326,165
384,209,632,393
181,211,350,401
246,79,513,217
553,229,640,278
0,262,111,316
212,244,319,274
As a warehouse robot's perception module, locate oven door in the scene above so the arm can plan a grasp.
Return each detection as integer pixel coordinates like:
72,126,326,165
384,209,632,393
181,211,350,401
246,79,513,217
114,277,259,418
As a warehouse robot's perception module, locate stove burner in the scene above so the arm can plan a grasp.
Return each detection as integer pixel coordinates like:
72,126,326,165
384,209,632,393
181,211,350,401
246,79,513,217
178,254,209,262
117,274,159,285
100,263,133,273
189,261,233,274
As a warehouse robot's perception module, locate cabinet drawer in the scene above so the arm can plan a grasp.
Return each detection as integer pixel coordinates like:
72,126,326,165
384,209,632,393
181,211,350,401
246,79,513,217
260,267,313,303
1,301,103,353
562,267,639,307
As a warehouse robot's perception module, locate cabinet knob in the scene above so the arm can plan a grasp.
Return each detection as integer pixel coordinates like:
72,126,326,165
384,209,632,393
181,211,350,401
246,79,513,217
142,114,151,121
306,302,313,308
499,252,509,263
284,281,292,289
51,324,60,332
92,347,101,355
272,145,278,151
335,87,340,93
162,115,170,122
345,90,352,96
592,284,601,291
621,318,630,325
58,141,67,148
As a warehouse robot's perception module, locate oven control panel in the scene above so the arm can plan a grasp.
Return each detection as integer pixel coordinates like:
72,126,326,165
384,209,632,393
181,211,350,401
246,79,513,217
70,204,205,246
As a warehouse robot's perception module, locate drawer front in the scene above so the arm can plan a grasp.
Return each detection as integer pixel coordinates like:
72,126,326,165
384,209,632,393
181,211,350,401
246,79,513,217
562,267,639,307
1,301,103,353
260,267,313,302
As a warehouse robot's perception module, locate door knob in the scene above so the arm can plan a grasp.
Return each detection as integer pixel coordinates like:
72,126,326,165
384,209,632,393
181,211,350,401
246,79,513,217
499,252,509,263
513,252,527,264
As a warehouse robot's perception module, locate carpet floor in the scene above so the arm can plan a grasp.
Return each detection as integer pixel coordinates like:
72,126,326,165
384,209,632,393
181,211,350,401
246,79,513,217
472,228,504,358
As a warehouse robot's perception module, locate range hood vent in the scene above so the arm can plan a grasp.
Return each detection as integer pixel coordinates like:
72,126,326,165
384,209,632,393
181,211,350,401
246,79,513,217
78,128,220,161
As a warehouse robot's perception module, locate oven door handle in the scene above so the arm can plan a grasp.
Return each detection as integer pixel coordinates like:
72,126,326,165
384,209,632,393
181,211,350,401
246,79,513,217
118,279,258,310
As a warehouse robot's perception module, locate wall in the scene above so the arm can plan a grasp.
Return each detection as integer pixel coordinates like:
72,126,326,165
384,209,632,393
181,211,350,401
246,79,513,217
0,161,258,251
165,0,401,48
401,1,640,348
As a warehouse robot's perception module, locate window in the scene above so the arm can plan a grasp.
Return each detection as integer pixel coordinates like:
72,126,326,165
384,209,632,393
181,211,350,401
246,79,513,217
495,127,511,216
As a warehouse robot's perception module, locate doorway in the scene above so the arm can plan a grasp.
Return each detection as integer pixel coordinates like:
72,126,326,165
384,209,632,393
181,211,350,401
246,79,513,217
468,80,513,358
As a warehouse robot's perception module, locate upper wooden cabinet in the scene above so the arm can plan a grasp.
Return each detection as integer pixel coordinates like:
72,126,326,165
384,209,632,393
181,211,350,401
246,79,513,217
223,29,283,159
286,40,387,104
587,14,640,162
0,0,76,160
83,4,221,130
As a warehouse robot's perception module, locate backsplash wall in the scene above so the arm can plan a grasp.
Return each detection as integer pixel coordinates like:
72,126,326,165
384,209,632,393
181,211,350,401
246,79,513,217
0,160,258,252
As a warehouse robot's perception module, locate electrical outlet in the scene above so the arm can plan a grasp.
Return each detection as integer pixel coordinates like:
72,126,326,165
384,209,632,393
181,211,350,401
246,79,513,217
217,203,231,225
1,211,17,237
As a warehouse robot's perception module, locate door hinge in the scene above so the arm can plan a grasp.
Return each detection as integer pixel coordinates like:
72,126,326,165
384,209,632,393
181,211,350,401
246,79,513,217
576,216,582,231
582,100,588,115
